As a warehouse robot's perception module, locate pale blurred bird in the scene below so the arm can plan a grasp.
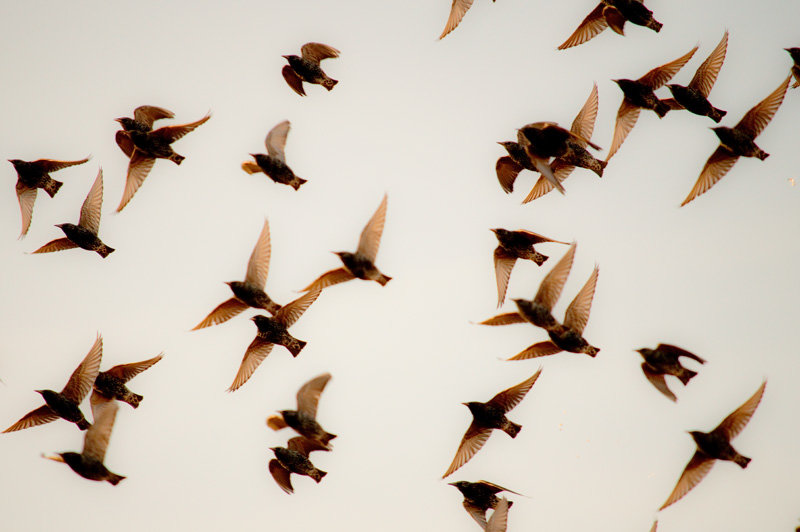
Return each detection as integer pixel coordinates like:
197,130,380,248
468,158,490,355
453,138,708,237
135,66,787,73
786,48,800,88
449,480,522,529
486,497,509,532
665,31,729,122
558,0,662,50
269,436,328,494
93,352,164,408
681,74,791,206
660,381,766,510
266,372,337,448
32,168,114,258
115,105,175,157
439,0,494,40
636,344,705,402
282,43,339,96
241,120,306,190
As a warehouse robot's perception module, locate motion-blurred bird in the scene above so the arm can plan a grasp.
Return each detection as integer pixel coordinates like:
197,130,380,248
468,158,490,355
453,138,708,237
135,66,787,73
665,31,729,122
486,497,509,532
449,480,522,529
269,436,328,494
4,334,103,433
282,43,339,96
241,120,306,190
93,352,164,408
636,344,705,402
786,48,800,88
442,367,542,478
9,156,90,238
660,380,766,510
439,0,494,40
681,74,791,206
558,0,662,50
266,372,337,448
32,168,114,258
193,219,281,330
115,105,175,157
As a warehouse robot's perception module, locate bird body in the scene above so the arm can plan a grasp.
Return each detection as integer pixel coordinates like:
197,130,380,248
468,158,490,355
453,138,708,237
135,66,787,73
36,389,91,430
281,43,339,96
336,251,391,285
712,127,768,160
449,480,520,528
128,129,185,163
278,411,336,447
636,344,704,401
55,223,114,257
227,281,281,313
607,0,661,31
614,79,670,117
252,315,306,356
268,437,328,494
689,430,750,468
547,324,599,357
267,373,336,447
464,401,520,437
667,85,726,122
56,451,125,485
241,121,306,190
93,352,163,408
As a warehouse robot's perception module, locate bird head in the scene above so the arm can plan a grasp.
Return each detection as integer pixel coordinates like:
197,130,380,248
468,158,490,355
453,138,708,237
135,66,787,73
687,430,705,445
282,54,299,63
115,117,138,130
8,159,22,168
635,348,650,358
448,481,470,493
41,452,66,464
497,141,517,150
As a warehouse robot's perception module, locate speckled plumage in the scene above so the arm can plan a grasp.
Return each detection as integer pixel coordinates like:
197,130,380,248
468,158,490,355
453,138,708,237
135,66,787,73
281,43,339,96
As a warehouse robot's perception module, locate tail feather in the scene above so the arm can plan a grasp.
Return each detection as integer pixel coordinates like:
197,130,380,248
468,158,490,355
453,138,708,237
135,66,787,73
734,455,751,469
291,177,307,191
709,108,727,123
323,79,338,91
286,338,307,357
127,393,143,409
649,20,663,32
97,245,115,258
377,275,392,286
655,101,670,118
77,419,91,431
107,473,126,486
44,179,63,198
311,469,327,482
504,421,522,438
169,153,185,165
677,368,697,386
595,159,607,178
322,432,337,446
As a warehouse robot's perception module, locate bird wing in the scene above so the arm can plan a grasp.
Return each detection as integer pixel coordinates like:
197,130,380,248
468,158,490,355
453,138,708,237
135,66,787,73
442,421,491,478
15,185,37,238
264,120,291,162
688,30,728,97
83,391,118,463
244,219,271,287
116,150,155,212
103,352,164,382
300,268,356,292
296,372,332,419
641,364,677,402
557,3,607,50
2,405,59,433
735,74,791,138
282,65,306,96
477,312,526,326
508,341,563,360
287,436,329,456
150,113,211,144
517,230,568,246
527,156,565,195
78,168,103,234
61,333,104,403
133,105,174,129
680,146,738,207
493,249,517,308
571,83,600,141
300,42,340,63
639,46,698,89
32,238,78,254
275,288,321,327
522,161,575,203
486,497,509,532
533,242,576,309
476,480,525,496
115,130,136,158
605,100,641,162
659,451,715,510
439,0,474,40
487,367,543,412
713,380,766,440
602,5,626,36
34,157,91,173
656,344,705,364
462,500,488,529
192,298,249,330
227,338,275,392
269,459,294,494
356,194,388,263
563,265,599,334
495,156,522,194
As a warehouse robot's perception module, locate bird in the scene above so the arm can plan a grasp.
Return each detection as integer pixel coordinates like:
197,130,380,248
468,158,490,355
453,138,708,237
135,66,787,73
491,228,568,308
115,105,175,157
786,48,800,88
228,288,321,392
665,31,729,122
558,0,662,50
4,334,103,433
486,496,510,532
635,344,705,402
93,352,164,408
448,480,522,529
266,372,337,448
660,380,767,510
442,367,542,478
681,74,791,206
301,194,391,292
9,156,90,238
241,120,306,190
115,111,211,212
42,392,125,485
439,0,494,40
32,168,114,258
282,43,339,96
606,46,698,162
268,436,329,494
193,219,282,330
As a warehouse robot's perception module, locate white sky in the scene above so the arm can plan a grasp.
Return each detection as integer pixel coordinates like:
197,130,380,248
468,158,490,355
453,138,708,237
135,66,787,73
1,1,799,531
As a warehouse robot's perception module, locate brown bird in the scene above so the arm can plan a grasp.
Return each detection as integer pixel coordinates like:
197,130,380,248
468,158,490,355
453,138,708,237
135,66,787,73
266,372,337,448
115,105,175,157
606,46,698,162
442,367,542,478
115,111,211,212
636,344,705,402
193,219,281,330
439,0,494,40
486,496,510,532
558,0,662,50
4,334,103,433
660,380,766,510
681,74,791,206
282,43,339,96
9,156,90,238
32,168,114,258
241,120,306,190
786,48,800,88
302,194,391,292
93,352,164,408
449,480,522,529
269,436,329,494
664,31,728,123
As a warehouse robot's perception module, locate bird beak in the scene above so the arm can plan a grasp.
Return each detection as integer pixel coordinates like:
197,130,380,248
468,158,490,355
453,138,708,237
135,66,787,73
447,482,457,486
41,453,64,463
281,55,290,59
114,117,124,123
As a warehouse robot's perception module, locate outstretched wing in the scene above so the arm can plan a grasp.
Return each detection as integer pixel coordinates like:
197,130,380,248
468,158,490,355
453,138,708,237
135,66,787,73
439,0,474,40
265,121,290,162
659,451,715,510
150,113,211,144
103,353,163,383
15,184,37,238
244,219,271,287
296,373,332,419
442,421,491,478
356,194,388,262
300,42,340,63
61,333,103,403
639,46,698,89
116,150,156,212
557,4,607,50
735,74,791,139
533,242,576,310
563,265,599,334
713,380,766,440
688,31,728,97
78,168,103,234
487,367,543,412
680,146,738,207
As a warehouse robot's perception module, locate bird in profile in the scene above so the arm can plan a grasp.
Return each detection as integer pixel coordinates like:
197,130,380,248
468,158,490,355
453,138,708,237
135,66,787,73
93,352,164,408
32,168,114,258
302,194,391,292
442,367,542,478
681,74,791,206
115,105,175,157
665,31,729,122
193,219,281,330
635,344,705,402
786,48,800,88
282,43,339,96
269,436,329,494
42,392,125,485
606,46,698,162
558,0,662,50
449,480,522,529
228,288,321,392
486,496,510,532
266,372,337,448
9,156,90,238
115,111,211,212
241,120,306,190
439,0,494,40
4,334,103,433
660,380,766,510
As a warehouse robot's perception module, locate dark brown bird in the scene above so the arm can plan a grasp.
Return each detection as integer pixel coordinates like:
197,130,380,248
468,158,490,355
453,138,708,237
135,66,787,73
665,31,729,122
269,436,328,494
4,334,103,433
282,43,340,96
241,120,306,190
660,380,766,510
449,480,522,529
442,368,542,478
266,372,337,448
115,105,175,157
193,219,281,330
558,0,662,50
636,344,705,402
439,0,495,40
681,74,791,206
786,48,800,88
93,352,163,408
32,168,114,258
9,156,90,238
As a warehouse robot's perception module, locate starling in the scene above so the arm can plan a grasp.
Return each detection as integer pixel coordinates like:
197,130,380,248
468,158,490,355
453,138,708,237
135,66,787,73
228,288,321,392
115,111,211,212
241,120,306,190
269,436,329,494
786,48,800,88
442,368,542,478
486,496,509,532
42,392,125,485
448,480,522,529
439,0,495,40
302,194,391,292
491,228,567,308
681,74,791,206
32,168,114,258
665,31,729,122
660,381,766,510
266,372,337,448
558,0,662,50
282,43,339,96
115,105,175,157
193,219,282,330
636,344,705,402
4,334,103,433
606,46,698,162
93,352,163,408
9,156,90,238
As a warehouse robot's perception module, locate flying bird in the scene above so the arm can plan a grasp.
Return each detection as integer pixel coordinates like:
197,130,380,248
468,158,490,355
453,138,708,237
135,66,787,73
269,436,329,494
115,105,175,157
486,497,510,532
681,74,791,206
442,367,542,478
665,31,729,122
282,43,339,96
241,120,306,190
93,352,164,408
636,344,705,402
439,0,494,40
660,380,766,510
558,0,662,50
266,372,337,448
32,168,114,258
449,480,522,529
786,48,800,88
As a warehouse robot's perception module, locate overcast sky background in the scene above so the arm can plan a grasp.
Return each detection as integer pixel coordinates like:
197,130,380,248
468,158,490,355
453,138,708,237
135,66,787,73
1,1,798,531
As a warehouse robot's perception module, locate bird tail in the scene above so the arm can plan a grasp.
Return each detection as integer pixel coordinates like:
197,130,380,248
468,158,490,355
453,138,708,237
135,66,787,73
709,108,727,123
321,432,337,446
585,346,600,358
655,101,671,118
648,20,663,32
755,149,769,161
127,393,144,409
534,253,548,266
593,159,608,178
263,301,282,315
677,368,697,386
291,177,307,191
44,179,63,198
97,245,115,258
504,421,522,439
286,338,307,357
734,455,751,469
169,153,185,165
310,468,327,482
77,419,91,431
323,78,338,91
377,274,392,286
107,473,126,486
